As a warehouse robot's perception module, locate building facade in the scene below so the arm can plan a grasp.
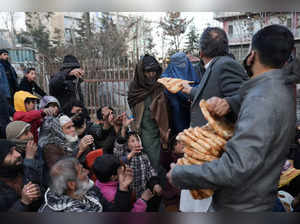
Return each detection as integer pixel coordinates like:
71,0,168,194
214,12,300,61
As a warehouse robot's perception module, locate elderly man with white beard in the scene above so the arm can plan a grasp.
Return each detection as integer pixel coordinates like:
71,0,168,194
39,157,133,212
58,115,94,162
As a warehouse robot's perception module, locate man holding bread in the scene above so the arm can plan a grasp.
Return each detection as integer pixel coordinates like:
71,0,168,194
167,25,298,211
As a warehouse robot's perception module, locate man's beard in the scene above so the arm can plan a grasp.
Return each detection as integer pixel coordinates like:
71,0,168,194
74,179,94,197
65,134,78,143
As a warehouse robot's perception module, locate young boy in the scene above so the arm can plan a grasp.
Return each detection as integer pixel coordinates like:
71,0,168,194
13,91,56,143
92,154,153,212
114,126,163,211
19,68,46,97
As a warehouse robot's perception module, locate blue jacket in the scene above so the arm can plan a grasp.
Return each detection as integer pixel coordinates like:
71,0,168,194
0,63,11,98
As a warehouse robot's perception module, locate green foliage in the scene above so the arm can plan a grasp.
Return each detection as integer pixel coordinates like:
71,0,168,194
184,24,200,54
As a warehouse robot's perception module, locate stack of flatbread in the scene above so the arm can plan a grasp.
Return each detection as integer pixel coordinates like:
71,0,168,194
176,99,235,200
157,77,194,94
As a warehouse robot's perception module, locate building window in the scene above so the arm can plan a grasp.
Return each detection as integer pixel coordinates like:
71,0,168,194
287,18,292,29
228,25,233,36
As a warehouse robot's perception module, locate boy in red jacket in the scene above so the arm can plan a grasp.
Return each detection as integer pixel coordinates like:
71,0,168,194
13,91,56,143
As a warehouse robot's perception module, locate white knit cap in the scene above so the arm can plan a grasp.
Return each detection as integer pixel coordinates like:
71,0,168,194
59,115,72,127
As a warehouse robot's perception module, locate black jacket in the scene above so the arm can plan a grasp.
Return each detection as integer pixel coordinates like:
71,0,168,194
0,59,19,100
0,158,43,212
19,77,46,97
190,56,248,127
0,94,14,138
49,69,84,107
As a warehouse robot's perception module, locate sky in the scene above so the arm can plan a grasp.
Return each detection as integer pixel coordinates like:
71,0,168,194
121,12,222,57
0,12,222,56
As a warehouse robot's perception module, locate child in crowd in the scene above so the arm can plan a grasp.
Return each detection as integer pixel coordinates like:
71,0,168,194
92,154,153,212
13,91,56,143
160,135,184,211
113,114,163,211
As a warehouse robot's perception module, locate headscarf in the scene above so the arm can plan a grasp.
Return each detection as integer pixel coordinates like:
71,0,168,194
39,96,61,109
127,55,170,145
127,55,163,108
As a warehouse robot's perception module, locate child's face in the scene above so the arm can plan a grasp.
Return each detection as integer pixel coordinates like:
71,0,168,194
25,99,37,111
174,141,184,154
128,135,142,152
26,70,36,82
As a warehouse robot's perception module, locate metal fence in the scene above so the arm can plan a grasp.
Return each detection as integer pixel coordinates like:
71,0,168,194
37,57,136,119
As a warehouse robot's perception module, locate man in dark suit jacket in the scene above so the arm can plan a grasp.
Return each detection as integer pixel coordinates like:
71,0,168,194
182,27,248,127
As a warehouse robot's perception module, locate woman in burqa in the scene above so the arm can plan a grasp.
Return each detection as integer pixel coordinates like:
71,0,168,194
127,55,170,176
161,52,201,136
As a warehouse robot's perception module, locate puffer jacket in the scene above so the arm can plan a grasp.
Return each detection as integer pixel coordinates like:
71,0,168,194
13,91,44,143
172,69,296,211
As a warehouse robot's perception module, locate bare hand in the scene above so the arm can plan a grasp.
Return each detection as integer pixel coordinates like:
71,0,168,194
141,189,154,201
118,166,134,191
21,182,41,205
69,68,84,79
153,184,163,196
127,146,143,160
181,83,192,95
79,135,94,152
205,97,230,117
166,163,176,187
122,113,134,128
25,141,38,159
43,108,57,117
162,128,171,145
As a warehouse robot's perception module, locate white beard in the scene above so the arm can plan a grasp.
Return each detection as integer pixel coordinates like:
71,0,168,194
65,134,78,143
74,179,94,197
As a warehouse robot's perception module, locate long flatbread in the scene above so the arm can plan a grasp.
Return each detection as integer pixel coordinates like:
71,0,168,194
199,100,234,139
188,128,222,156
195,127,227,148
157,77,194,94
177,134,213,156
184,147,218,162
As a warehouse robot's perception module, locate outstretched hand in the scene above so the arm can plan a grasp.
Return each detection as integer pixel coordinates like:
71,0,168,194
118,166,134,191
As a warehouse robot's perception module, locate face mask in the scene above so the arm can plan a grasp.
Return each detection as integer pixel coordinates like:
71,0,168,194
243,52,254,78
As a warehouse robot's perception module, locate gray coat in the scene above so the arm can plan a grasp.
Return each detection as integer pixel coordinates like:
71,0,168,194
172,69,296,211
190,56,248,127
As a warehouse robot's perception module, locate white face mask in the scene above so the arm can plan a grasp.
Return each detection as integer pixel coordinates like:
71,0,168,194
65,134,78,143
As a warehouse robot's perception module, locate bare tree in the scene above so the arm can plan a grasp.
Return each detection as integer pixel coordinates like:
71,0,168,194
159,12,193,54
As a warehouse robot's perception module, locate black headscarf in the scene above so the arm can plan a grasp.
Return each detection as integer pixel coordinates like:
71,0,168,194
127,55,163,108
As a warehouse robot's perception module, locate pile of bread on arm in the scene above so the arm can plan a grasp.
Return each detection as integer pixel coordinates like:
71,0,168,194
158,77,300,199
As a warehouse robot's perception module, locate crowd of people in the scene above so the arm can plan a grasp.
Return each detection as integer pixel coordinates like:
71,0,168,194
0,24,300,212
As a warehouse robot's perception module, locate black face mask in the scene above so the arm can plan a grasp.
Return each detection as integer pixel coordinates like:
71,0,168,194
243,52,254,78
71,112,86,128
